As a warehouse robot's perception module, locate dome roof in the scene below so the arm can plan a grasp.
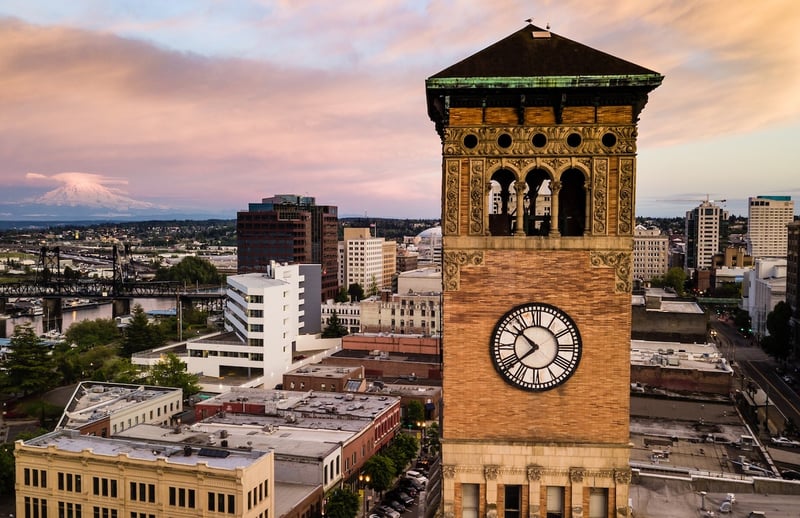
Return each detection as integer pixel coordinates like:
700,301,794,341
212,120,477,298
417,226,442,238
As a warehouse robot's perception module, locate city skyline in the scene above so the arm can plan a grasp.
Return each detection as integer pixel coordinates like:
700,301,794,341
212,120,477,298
1,1,799,221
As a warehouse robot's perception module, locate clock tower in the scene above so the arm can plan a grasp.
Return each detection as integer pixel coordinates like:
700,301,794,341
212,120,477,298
425,25,662,518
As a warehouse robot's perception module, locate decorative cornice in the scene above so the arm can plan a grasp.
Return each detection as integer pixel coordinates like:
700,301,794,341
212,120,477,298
614,468,632,485
590,251,632,293
443,250,484,291
442,465,457,479
484,465,500,480
570,468,585,483
527,465,543,481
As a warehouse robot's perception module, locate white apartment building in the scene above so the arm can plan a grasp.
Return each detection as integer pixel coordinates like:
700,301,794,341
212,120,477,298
186,263,306,384
633,225,669,282
745,258,787,339
746,195,794,259
685,200,728,271
339,227,392,293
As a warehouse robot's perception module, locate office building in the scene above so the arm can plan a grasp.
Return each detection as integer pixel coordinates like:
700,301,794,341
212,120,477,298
426,23,661,517
186,263,321,385
744,258,787,339
633,225,669,282
685,200,728,271
237,194,338,301
339,227,395,294
786,221,800,357
15,429,274,518
746,195,794,259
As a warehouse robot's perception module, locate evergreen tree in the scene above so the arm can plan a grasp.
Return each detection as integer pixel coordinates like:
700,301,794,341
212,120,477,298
362,454,396,493
147,353,201,397
348,283,365,302
322,311,349,338
121,305,166,357
1,324,55,396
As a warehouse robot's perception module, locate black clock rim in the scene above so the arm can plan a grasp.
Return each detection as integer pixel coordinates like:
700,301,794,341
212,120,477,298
489,302,583,392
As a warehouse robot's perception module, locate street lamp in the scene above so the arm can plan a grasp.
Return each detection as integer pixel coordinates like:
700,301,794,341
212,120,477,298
358,473,371,518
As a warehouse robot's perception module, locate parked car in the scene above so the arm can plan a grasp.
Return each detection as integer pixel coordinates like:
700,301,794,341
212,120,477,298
770,436,800,448
386,500,406,513
377,505,400,518
400,477,424,491
406,470,429,485
386,490,413,506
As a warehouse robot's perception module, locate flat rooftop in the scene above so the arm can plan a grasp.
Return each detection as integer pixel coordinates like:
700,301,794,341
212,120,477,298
630,340,731,373
21,429,268,471
59,382,181,428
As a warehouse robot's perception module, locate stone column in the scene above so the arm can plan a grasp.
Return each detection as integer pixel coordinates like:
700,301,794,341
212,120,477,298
583,186,592,236
442,465,456,518
569,468,585,518
485,181,493,236
514,181,527,236
526,466,542,518
485,465,499,518
614,469,632,518
549,181,561,237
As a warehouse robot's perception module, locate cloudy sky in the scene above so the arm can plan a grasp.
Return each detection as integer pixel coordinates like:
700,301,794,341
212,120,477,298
1,0,799,220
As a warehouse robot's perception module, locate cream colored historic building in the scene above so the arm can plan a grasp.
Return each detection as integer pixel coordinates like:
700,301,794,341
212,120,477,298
15,430,273,518
426,24,661,518
633,225,669,282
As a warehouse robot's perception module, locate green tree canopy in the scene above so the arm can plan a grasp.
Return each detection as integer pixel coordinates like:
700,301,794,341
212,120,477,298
147,353,201,397
322,311,349,338
325,487,359,518
762,301,792,361
348,283,365,302
1,324,55,396
663,267,687,296
406,400,425,427
387,433,419,473
362,454,396,493
334,287,349,303
154,255,223,285
121,305,166,357
65,318,121,348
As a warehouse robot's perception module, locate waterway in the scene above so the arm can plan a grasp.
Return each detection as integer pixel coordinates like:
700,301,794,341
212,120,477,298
2,297,178,337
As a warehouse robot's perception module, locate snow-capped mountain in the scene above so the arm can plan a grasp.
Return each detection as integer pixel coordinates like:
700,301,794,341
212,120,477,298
34,181,155,210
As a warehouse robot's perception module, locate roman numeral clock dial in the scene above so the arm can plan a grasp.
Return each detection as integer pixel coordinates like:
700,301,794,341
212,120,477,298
490,303,582,391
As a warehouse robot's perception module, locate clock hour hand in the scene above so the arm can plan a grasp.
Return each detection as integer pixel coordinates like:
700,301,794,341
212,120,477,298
518,331,539,356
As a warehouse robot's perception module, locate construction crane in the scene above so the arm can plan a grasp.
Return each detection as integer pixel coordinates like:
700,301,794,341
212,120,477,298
655,194,727,205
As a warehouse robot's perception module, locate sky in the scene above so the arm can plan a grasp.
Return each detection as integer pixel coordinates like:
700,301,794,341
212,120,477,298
1,0,799,220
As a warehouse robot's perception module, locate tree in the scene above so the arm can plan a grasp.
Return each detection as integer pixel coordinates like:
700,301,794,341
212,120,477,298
368,275,378,297
663,267,687,296
147,353,201,397
334,287,349,303
65,318,121,349
322,311,349,338
1,324,54,396
121,305,166,357
348,283,365,302
762,301,792,361
406,400,425,427
362,454,396,493
0,443,14,498
155,255,222,285
388,433,419,471
325,487,359,518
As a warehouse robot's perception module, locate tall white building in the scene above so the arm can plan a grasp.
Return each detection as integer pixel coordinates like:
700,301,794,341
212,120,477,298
187,262,319,384
746,195,794,259
339,227,393,293
633,225,669,282
685,200,728,271
745,258,787,339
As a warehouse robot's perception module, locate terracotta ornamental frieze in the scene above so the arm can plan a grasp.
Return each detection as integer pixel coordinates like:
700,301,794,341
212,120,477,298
590,251,633,293
443,250,484,291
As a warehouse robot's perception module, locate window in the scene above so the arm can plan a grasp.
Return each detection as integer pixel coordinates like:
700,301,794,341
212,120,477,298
588,488,608,518
504,485,521,518
546,486,565,518
462,484,479,518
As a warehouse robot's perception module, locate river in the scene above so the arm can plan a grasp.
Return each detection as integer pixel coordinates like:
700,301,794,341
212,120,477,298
2,298,179,337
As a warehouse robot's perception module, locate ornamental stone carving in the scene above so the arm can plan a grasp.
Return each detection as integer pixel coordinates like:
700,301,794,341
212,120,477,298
615,507,628,517
484,465,500,480
440,125,637,157
442,465,457,478
618,157,635,235
469,161,485,235
443,250,484,292
571,506,583,518
614,469,632,485
590,251,632,293
527,465,543,481
570,468,585,483
592,158,608,235
444,159,461,235
486,503,498,518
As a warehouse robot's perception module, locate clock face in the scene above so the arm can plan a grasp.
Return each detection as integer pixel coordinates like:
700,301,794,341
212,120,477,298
490,302,582,391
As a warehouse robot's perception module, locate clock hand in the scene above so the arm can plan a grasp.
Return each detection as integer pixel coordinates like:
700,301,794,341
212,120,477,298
518,332,540,354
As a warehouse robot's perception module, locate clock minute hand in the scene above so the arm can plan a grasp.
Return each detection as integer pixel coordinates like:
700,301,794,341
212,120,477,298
518,332,540,358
